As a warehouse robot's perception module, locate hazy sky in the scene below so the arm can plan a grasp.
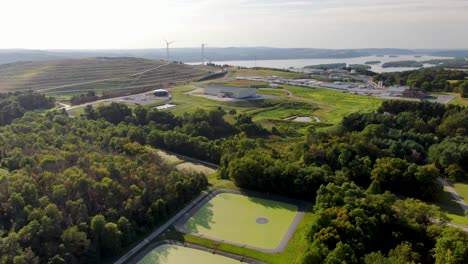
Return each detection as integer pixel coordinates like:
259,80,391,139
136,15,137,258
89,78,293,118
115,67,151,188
1,0,468,49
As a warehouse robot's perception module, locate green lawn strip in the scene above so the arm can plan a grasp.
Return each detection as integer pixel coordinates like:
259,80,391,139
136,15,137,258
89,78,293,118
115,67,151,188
252,103,317,121
434,187,468,225
213,80,269,87
257,88,289,96
167,86,236,115
67,106,85,117
282,86,383,124
451,181,468,203
232,68,306,79
448,93,468,106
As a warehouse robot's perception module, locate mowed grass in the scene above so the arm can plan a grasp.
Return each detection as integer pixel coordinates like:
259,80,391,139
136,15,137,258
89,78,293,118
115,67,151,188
286,86,384,123
166,85,383,126
166,87,228,115
257,88,289,96
250,101,317,121
180,207,316,264
452,181,468,204
137,244,240,264
450,94,468,106
183,193,299,249
434,186,468,225
213,79,269,87
231,68,306,79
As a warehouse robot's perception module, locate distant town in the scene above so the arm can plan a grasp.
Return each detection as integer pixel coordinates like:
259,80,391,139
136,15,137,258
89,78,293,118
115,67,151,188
236,67,456,104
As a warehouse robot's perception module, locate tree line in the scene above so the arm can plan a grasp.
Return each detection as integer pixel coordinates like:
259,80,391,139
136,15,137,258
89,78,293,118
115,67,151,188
373,68,468,97
303,182,467,263
0,91,55,126
82,103,267,163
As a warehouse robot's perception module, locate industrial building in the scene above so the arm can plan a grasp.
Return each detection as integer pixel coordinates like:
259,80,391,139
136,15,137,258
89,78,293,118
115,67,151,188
205,85,257,99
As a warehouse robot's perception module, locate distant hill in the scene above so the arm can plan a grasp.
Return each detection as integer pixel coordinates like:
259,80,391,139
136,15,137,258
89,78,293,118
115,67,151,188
0,48,467,65
0,57,211,94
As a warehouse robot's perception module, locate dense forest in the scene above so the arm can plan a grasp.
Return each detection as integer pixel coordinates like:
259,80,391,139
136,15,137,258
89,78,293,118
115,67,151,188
0,91,55,126
373,68,468,97
220,100,468,263
0,110,209,263
0,90,467,263
0,98,269,263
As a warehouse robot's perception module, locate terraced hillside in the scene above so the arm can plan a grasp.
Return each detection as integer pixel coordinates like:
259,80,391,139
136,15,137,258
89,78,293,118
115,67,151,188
0,57,211,94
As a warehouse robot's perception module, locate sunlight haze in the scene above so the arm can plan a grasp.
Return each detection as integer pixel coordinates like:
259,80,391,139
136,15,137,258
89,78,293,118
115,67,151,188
2,0,468,49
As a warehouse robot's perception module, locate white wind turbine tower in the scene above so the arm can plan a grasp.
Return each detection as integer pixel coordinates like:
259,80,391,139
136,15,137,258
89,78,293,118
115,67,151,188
202,43,208,65
164,40,175,61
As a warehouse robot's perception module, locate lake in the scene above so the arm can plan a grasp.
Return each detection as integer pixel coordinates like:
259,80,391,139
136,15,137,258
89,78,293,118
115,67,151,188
189,55,453,73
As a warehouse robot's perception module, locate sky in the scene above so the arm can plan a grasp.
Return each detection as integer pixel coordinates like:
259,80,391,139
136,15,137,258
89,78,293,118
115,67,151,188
1,0,468,49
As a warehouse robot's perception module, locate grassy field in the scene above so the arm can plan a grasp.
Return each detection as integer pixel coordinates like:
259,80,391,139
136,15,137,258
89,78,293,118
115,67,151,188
257,88,289,96
138,244,240,264
177,207,315,264
212,79,269,87
165,85,383,126
435,187,468,225
183,193,299,249
452,181,468,204
165,87,229,115
285,86,384,123
450,94,468,106
231,68,306,79
249,100,318,121
0,57,210,95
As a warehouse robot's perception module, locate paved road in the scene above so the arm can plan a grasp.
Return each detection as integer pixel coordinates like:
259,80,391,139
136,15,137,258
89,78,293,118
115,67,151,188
437,177,468,213
114,188,214,264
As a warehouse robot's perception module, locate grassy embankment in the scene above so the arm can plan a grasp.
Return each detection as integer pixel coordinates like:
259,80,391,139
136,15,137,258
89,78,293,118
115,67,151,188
166,85,383,125
230,68,307,79
435,181,468,225
450,94,468,106
0,57,209,99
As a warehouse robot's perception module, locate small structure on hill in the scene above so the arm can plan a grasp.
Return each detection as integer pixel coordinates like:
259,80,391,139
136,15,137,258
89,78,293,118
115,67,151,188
154,89,169,97
205,85,256,99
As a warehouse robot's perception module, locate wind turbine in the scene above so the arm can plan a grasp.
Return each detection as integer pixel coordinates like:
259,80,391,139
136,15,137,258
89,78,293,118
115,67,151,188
164,40,174,61
201,43,208,65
